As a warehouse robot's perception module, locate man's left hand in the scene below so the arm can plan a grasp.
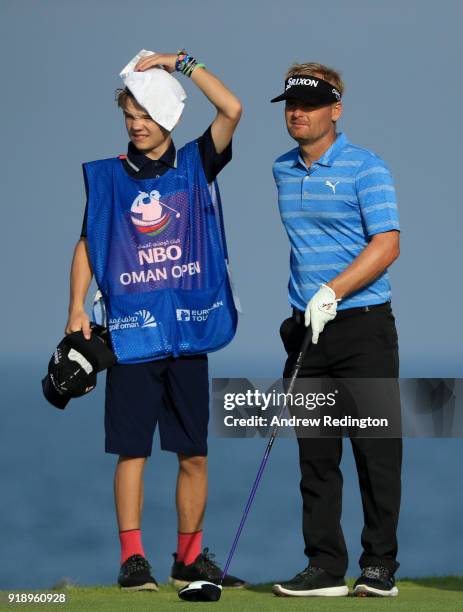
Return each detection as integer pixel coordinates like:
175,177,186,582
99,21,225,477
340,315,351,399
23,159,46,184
134,53,177,73
305,284,339,344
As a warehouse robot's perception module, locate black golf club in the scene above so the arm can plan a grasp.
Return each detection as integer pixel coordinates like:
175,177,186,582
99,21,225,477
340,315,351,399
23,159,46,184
178,326,312,602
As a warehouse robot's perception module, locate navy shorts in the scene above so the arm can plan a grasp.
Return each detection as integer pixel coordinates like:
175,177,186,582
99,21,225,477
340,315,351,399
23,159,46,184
104,355,209,458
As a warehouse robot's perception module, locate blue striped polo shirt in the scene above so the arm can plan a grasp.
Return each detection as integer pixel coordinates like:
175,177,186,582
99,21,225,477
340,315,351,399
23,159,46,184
273,132,400,311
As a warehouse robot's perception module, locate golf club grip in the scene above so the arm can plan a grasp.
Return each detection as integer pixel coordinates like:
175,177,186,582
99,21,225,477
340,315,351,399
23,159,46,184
297,326,312,367
286,327,312,396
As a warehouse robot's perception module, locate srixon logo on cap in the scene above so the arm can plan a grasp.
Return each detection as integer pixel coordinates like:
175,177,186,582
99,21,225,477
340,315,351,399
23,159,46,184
286,77,319,90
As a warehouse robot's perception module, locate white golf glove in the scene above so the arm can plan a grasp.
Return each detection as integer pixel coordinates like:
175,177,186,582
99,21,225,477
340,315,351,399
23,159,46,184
305,284,340,344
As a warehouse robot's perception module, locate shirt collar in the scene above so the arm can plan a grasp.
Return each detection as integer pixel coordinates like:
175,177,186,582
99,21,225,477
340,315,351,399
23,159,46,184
126,139,177,172
293,132,349,169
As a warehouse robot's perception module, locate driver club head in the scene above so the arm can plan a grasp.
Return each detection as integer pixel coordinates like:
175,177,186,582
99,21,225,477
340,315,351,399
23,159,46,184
178,580,223,602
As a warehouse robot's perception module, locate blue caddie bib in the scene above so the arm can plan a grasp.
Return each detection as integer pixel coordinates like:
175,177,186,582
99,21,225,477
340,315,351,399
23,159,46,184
84,140,238,364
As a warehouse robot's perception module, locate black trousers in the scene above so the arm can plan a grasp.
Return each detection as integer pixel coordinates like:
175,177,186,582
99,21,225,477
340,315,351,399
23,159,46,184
281,302,402,577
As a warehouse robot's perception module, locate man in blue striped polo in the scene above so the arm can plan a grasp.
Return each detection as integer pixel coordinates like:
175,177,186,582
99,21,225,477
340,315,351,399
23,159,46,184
271,63,401,598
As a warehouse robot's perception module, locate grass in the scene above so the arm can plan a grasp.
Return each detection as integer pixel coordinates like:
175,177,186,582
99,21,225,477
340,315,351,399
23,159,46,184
1,577,462,611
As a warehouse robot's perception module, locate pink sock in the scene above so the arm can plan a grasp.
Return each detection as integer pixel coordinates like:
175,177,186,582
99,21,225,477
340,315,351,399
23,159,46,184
119,529,145,565
177,530,203,565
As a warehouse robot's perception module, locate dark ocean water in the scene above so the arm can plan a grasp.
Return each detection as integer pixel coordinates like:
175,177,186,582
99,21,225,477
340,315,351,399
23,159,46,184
1,363,462,589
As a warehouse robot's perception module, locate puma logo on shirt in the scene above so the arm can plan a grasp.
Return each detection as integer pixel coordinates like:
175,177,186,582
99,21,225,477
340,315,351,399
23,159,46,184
325,180,340,194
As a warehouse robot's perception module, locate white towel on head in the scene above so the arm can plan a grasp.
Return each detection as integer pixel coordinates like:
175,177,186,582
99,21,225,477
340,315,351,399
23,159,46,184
119,49,187,131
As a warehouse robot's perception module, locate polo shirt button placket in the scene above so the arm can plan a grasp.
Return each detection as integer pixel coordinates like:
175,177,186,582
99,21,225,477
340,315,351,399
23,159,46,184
302,173,310,206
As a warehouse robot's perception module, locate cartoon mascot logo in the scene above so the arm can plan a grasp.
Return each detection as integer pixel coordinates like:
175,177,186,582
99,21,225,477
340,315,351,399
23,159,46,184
130,190,180,236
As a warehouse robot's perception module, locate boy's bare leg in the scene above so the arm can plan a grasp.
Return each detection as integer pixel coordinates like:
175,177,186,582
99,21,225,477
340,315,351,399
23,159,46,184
115,456,147,530
176,455,208,532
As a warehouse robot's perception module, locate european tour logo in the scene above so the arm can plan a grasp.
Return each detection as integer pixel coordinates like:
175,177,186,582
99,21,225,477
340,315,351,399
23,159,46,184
176,301,224,323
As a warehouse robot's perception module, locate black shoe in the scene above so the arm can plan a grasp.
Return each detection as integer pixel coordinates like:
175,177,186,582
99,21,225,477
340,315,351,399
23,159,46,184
353,566,398,597
273,566,348,597
118,554,159,591
169,547,247,589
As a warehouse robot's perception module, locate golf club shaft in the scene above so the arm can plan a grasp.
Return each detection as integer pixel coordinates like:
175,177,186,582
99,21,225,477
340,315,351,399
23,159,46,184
220,326,312,581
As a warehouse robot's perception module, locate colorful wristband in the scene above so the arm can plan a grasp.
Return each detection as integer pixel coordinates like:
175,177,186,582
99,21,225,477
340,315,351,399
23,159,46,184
175,48,188,72
175,49,205,77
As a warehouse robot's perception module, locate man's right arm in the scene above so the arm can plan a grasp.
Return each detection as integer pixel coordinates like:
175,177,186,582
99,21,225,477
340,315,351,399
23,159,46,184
65,238,93,339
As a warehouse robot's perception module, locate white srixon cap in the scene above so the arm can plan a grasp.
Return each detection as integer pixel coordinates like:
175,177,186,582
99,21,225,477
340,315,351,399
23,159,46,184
120,49,187,131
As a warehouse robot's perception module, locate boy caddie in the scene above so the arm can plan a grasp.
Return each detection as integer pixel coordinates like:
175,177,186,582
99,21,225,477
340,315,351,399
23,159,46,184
65,49,245,591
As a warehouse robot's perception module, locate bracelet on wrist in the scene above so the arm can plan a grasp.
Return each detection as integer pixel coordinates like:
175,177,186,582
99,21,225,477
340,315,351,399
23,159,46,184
175,49,206,77
184,57,196,77
175,48,188,72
